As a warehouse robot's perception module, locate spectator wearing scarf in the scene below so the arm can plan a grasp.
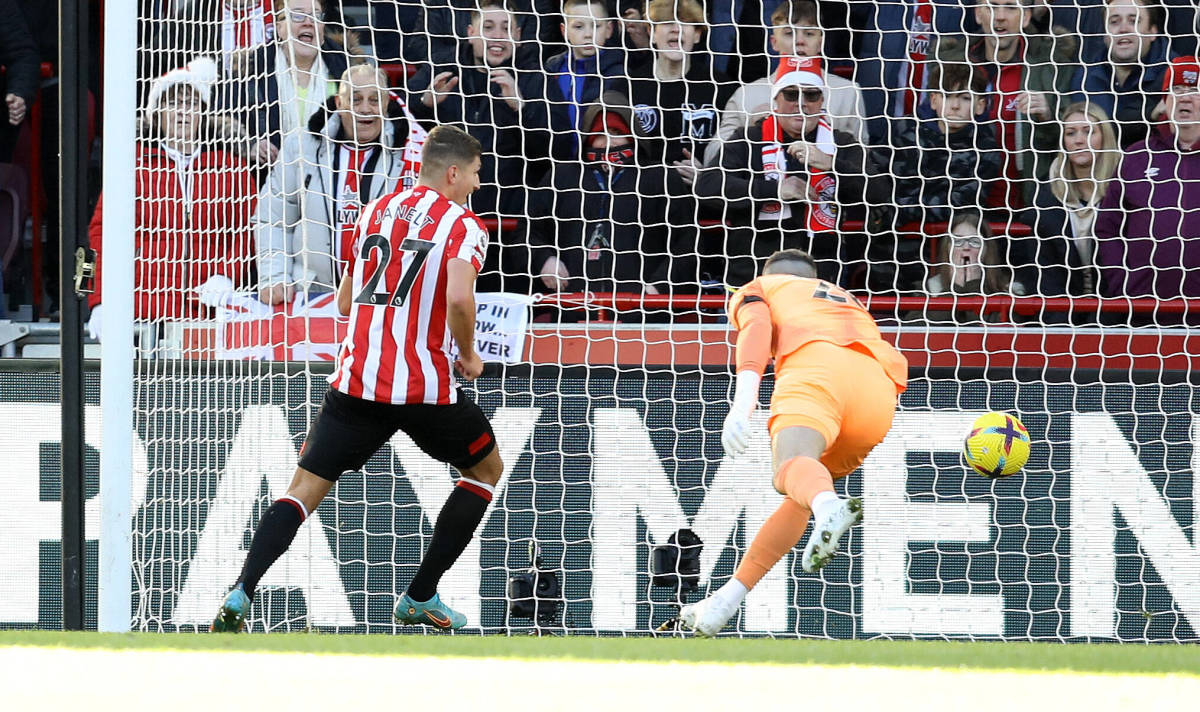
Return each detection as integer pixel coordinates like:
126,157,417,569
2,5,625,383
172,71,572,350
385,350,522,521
696,57,879,287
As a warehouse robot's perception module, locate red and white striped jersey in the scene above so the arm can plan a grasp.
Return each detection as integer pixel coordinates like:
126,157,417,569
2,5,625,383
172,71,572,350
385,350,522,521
329,185,488,405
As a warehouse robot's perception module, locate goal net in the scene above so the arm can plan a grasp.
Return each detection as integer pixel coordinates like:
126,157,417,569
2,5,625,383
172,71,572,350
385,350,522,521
64,0,1200,640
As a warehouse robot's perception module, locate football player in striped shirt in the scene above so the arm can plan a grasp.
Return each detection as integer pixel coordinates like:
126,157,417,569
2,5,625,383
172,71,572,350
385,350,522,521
213,125,502,632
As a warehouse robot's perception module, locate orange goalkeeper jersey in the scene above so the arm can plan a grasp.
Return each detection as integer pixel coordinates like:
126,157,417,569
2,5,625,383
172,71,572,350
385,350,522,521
728,275,909,392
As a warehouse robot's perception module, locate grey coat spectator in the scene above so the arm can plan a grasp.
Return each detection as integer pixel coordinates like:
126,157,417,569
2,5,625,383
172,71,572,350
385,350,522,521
254,67,426,302
1095,57,1200,300
1071,0,1173,148
408,0,552,217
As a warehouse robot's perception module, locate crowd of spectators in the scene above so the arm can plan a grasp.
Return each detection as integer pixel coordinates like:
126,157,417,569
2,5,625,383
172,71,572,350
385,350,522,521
4,0,1200,328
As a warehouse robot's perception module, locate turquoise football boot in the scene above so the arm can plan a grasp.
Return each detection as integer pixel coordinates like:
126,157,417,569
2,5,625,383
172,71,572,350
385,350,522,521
394,592,467,630
211,584,250,633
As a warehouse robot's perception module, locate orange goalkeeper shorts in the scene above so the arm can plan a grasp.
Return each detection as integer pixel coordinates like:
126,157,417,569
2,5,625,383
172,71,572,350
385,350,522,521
768,340,900,477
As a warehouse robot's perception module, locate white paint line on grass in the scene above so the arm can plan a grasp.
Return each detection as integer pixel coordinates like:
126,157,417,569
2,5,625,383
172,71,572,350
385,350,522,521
0,647,1192,712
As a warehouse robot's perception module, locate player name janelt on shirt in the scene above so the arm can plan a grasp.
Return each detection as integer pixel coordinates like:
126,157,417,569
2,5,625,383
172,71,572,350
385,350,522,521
331,185,489,406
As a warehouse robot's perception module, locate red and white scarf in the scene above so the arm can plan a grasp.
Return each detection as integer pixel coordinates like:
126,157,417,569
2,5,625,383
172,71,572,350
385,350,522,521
222,0,274,60
336,146,373,264
903,0,934,116
760,114,838,233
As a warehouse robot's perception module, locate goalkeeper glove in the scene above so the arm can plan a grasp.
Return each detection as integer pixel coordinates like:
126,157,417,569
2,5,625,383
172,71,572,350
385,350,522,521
721,371,761,457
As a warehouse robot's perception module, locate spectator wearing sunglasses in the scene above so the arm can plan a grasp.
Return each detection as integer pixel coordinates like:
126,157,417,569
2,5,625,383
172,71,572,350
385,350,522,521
715,0,866,155
695,58,881,288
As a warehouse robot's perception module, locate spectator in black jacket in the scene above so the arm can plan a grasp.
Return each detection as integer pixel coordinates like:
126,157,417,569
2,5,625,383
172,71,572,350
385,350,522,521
1020,101,1119,299
605,0,732,170
694,58,879,288
144,0,275,80
405,0,563,81
526,95,686,305
0,0,40,161
409,0,552,218
873,61,1003,291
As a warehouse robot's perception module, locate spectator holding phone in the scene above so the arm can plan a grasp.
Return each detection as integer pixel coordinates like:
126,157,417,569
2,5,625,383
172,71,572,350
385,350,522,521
409,0,551,217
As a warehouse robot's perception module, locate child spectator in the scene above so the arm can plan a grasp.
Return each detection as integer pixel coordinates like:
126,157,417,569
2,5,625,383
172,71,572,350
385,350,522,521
1095,57,1200,300
254,66,427,304
873,62,1003,291
409,0,552,218
926,210,1011,296
695,57,879,287
86,58,257,340
920,210,1011,323
525,94,687,305
545,0,625,159
1021,102,1118,297
606,0,732,170
223,0,370,169
716,0,867,151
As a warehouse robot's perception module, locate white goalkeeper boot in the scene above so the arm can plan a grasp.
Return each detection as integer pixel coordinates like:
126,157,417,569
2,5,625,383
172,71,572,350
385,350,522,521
679,593,740,637
801,497,863,573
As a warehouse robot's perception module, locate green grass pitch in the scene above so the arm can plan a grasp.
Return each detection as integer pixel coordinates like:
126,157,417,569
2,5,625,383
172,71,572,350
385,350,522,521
1,631,1197,676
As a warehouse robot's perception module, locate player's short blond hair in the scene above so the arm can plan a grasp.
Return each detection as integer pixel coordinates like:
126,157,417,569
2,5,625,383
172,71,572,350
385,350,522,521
420,125,483,176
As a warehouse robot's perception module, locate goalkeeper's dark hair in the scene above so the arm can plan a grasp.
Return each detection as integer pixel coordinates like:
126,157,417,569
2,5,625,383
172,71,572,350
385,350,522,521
420,125,483,176
763,249,817,277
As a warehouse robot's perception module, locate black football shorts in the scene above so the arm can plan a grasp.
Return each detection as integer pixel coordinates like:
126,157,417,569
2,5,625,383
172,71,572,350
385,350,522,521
298,387,497,482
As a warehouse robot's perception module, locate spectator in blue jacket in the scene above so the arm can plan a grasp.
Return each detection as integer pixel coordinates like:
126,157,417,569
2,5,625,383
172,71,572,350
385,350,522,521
1072,0,1172,148
544,0,625,159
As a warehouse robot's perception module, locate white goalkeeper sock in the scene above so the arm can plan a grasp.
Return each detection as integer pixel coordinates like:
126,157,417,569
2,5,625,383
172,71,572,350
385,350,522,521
712,578,749,609
810,490,842,523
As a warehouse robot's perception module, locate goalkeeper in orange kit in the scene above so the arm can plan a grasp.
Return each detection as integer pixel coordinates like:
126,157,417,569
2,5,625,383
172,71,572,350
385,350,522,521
681,249,909,637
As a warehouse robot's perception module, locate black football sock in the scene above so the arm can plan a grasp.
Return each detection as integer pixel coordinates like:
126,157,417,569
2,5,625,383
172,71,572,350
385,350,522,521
235,497,307,600
406,479,493,602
